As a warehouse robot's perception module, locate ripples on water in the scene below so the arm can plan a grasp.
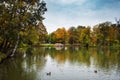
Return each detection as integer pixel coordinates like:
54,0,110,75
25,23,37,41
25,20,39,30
0,47,120,80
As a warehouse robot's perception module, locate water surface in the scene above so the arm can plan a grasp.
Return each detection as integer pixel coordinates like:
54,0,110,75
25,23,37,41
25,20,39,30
0,47,120,80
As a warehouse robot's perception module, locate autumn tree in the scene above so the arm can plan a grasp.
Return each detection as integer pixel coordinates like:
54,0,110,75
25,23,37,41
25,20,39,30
48,27,68,44
92,21,120,46
68,27,79,44
54,27,67,43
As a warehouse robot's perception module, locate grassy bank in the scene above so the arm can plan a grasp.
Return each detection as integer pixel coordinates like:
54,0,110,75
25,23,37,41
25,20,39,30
40,43,120,48
40,44,55,47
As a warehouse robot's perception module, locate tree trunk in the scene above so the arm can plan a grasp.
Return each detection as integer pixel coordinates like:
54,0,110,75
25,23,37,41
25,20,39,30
11,34,20,57
0,39,6,51
3,40,9,49
0,40,4,50
1,39,6,49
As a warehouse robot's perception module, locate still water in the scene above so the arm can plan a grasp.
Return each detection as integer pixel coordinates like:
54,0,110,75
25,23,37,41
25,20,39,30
0,47,120,80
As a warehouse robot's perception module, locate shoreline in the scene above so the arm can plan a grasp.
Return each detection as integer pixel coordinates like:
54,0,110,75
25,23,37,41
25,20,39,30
0,44,120,63
39,44,120,48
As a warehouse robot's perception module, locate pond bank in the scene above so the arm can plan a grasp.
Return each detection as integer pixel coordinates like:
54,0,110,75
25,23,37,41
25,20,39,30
39,44,120,48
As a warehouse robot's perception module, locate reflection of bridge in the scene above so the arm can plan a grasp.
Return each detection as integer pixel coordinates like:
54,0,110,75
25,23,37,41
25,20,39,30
54,43,64,50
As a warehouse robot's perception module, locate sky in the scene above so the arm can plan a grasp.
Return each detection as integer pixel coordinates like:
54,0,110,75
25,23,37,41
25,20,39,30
43,0,120,33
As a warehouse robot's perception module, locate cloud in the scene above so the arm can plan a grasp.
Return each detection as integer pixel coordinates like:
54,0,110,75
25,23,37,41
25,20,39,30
44,7,120,33
43,0,120,33
58,0,86,4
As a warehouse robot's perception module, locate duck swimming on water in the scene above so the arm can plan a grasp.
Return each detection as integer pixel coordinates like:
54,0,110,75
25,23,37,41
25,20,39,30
94,70,97,73
46,72,51,76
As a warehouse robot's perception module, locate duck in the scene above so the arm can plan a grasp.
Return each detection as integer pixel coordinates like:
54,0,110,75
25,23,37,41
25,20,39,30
46,72,51,76
94,70,97,73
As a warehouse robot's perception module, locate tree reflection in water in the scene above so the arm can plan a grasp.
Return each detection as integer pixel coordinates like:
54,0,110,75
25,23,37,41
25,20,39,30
0,47,120,80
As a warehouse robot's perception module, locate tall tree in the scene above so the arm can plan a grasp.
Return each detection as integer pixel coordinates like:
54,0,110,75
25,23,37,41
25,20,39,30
48,27,68,44
0,0,47,55
77,26,91,46
68,27,79,44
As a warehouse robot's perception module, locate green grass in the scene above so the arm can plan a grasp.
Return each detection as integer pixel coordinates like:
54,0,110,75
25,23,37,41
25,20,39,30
40,44,55,47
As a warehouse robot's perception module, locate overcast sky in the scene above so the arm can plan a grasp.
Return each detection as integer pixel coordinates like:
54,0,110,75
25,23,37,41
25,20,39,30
43,0,120,33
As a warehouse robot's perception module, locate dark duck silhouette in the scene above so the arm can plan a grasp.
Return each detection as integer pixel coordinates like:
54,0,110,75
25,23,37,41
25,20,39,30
94,70,97,73
47,72,51,76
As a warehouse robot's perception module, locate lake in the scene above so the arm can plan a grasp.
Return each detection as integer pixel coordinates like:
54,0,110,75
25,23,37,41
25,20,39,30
0,47,120,80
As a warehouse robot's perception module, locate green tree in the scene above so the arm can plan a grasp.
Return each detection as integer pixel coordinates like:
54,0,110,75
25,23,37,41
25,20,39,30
0,0,47,56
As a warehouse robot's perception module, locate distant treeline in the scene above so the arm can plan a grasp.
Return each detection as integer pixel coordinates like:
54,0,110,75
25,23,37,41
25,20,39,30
46,21,120,47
